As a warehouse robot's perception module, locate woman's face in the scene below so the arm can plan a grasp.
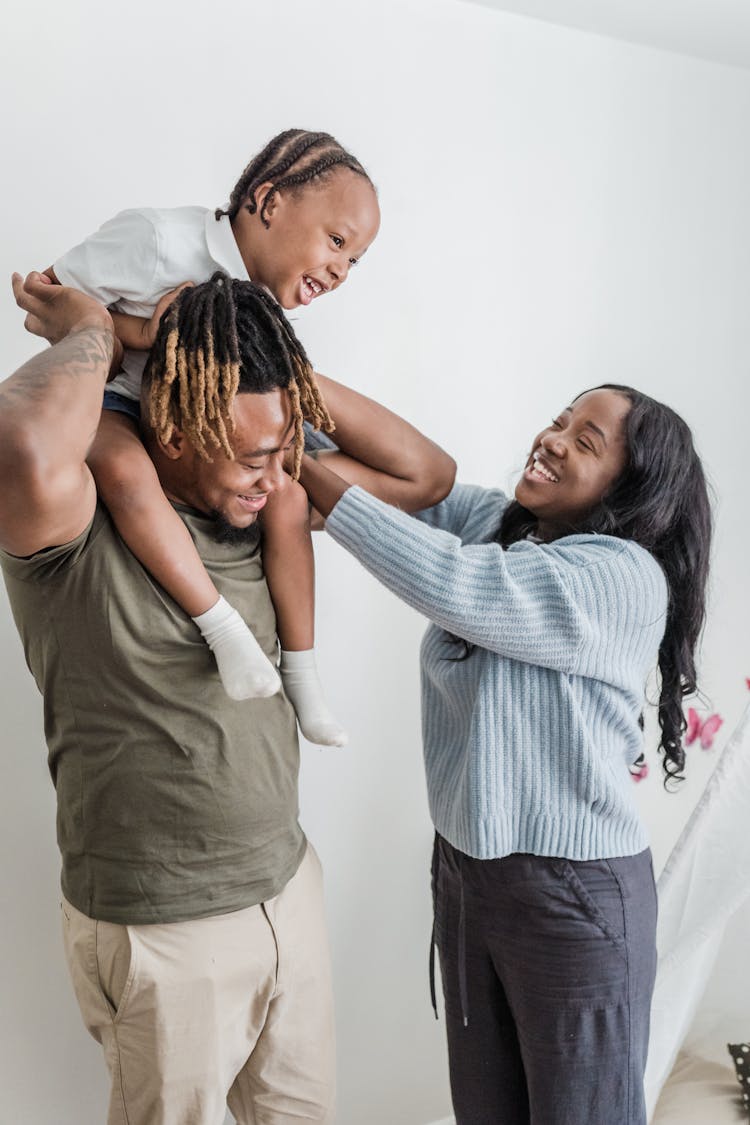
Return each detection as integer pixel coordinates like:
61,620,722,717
514,388,631,537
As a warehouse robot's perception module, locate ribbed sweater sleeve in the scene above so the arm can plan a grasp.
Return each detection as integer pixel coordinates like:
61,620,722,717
325,485,667,683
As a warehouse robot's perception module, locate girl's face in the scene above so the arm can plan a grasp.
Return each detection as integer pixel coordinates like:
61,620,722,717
237,168,380,310
514,388,631,537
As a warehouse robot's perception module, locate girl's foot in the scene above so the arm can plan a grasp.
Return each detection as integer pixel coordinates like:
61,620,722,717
279,649,348,747
193,596,280,700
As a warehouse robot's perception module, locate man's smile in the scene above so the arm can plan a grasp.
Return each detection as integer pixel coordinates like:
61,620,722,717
237,493,268,513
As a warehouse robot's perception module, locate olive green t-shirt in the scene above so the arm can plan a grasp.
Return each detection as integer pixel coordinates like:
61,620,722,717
0,502,305,924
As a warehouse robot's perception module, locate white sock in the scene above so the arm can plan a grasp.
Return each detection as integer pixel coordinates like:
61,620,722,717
193,596,280,701
279,649,348,748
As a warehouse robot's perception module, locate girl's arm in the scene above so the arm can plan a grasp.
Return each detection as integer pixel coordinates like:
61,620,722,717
299,455,667,679
109,311,154,350
110,284,194,351
46,270,191,353
305,372,456,520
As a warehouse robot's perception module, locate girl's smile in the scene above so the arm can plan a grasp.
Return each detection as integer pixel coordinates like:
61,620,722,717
299,274,330,306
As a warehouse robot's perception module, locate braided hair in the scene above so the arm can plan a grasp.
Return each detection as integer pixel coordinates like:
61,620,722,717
496,385,713,786
142,272,333,478
215,128,373,226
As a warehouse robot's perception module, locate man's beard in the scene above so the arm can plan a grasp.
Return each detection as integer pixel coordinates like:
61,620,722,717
209,510,260,547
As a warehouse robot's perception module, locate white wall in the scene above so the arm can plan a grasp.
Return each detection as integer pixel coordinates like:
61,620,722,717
1,2,749,1122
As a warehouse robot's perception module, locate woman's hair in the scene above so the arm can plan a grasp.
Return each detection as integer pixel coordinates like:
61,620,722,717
498,384,712,785
142,271,333,477
216,129,374,226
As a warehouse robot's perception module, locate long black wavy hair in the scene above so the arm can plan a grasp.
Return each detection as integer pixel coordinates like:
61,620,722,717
467,385,712,785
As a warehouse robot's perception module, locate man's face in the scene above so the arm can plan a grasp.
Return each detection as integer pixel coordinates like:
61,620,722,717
165,388,294,527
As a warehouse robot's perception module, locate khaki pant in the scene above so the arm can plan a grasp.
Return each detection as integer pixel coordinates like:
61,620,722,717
61,843,335,1125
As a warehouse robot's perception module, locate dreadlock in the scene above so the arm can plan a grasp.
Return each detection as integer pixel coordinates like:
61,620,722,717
142,272,333,478
215,128,373,225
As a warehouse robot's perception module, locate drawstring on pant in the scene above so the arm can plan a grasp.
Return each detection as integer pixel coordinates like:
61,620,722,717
429,917,439,1020
457,852,469,1028
429,834,440,1020
429,835,470,1028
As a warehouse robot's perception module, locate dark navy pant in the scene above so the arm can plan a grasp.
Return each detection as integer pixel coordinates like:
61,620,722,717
432,836,657,1125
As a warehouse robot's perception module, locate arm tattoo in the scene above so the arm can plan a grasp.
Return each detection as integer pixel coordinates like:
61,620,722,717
0,326,114,410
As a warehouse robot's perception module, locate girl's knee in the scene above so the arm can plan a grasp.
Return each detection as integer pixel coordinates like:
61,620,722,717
89,440,159,513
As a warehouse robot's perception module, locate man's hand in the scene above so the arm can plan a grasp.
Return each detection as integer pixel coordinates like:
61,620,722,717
13,271,113,345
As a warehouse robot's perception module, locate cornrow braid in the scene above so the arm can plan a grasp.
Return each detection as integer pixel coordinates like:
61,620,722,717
143,271,334,478
215,128,373,225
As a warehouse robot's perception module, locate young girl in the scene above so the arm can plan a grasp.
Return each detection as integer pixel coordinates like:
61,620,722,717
298,384,712,1124
46,129,380,746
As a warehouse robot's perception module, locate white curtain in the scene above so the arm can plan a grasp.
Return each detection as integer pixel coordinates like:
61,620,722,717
426,703,750,1125
645,700,750,1119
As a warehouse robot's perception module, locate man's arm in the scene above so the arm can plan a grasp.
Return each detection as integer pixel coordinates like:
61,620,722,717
304,372,456,528
0,272,114,556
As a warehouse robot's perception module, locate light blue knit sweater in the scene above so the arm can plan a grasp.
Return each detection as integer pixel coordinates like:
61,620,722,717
325,483,669,861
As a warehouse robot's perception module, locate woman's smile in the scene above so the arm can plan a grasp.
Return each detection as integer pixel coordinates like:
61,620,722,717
525,450,561,484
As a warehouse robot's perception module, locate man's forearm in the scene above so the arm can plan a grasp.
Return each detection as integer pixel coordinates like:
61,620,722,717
0,273,116,555
0,323,114,472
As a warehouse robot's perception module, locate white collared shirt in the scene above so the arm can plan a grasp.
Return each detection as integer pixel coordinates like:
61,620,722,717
54,207,250,400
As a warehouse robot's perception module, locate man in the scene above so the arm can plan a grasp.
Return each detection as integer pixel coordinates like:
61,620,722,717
0,271,455,1125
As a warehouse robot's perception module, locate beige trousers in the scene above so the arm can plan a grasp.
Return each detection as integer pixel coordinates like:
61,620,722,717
61,843,335,1125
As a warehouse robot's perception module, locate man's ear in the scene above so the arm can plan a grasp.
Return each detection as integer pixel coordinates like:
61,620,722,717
159,424,188,461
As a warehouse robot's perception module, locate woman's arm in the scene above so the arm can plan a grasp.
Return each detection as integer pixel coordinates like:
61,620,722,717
300,457,666,679
304,372,456,523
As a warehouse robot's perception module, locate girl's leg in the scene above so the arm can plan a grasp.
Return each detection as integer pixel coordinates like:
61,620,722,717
89,410,279,700
492,850,658,1125
432,837,530,1125
261,481,347,747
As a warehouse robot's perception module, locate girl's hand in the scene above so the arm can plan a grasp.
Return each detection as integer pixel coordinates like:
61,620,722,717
147,282,194,343
111,282,194,351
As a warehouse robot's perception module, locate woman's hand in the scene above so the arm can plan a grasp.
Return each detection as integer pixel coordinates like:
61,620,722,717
297,452,350,523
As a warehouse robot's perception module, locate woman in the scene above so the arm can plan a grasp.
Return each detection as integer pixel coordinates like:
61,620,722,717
300,384,712,1125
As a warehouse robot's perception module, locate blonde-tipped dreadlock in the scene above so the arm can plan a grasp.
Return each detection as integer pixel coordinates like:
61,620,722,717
144,272,333,479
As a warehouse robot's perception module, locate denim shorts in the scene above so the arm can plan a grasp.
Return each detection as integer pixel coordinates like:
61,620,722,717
103,389,141,422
